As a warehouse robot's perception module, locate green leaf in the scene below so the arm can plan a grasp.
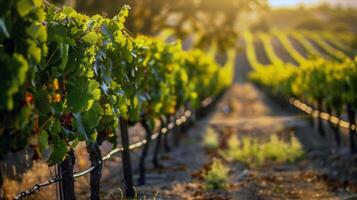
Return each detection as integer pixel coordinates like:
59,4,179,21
73,102,102,142
0,53,29,110
27,24,47,42
82,101,102,130
73,113,87,139
38,130,49,154
62,6,75,17
58,43,69,70
67,78,101,112
28,42,41,63
82,32,99,44
17,105,32,130
35,90,51,113
88,80,101,100
67,79,87,112
49,120,61,135
48,140,67,166
31,0,41,7
17,0,34,17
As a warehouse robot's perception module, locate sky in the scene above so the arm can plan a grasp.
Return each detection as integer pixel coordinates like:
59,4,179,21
269,0,357,8
269,0,313,7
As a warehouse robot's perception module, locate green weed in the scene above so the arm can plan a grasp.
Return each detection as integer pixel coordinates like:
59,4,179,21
203,158,229,190
203,127,219,150
221,134,304,167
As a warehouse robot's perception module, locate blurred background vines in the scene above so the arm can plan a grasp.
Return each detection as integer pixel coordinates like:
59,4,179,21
50,0,268,51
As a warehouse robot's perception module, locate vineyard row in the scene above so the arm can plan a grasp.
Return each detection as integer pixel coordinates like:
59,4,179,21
244,30,357,153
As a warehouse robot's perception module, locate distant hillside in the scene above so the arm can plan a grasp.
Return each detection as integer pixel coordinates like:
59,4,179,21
269,0,357,8
250,4,357,33
320,0,357,8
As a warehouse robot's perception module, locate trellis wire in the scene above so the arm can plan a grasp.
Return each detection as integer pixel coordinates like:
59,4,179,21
289,98,356,131
13,110,192,200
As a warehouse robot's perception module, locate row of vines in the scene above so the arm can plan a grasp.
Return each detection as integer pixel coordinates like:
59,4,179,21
244,30,357,153
0,0,233,199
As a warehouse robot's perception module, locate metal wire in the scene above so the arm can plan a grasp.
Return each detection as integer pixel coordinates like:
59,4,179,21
289,98,356,131
13,109,194,200
14,175,62,200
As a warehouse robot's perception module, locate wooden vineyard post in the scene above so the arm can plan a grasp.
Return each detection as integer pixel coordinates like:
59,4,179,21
57,164,63,200
138,119,152,185
87,142,103,200
163,128,171,152
327,107,341,147
153,117,165,168
304,100,314,127
347,104,356,154
119,117,135,197
317,100,325,137
172,115,181,147
334,111,342,148
163,115,172,152
0,161,3,200
59,149,76,200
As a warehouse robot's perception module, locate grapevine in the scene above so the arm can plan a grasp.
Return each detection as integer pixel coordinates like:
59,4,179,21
245,30,357,152
0,1,232,169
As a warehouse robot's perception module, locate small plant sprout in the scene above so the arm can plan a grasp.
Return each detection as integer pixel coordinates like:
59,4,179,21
203,127,219,150
203,158,230,190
